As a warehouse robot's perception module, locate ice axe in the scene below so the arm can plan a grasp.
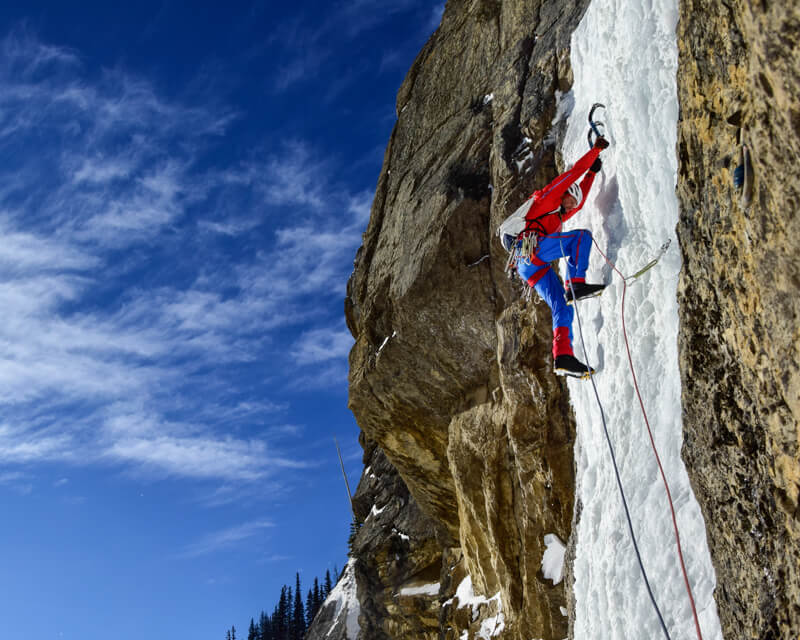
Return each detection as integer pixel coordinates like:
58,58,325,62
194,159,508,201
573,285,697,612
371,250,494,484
587,102,606,148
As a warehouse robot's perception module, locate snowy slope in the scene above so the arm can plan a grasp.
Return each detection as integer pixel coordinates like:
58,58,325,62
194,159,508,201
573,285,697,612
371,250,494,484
315,560,360,640
561,0,724,639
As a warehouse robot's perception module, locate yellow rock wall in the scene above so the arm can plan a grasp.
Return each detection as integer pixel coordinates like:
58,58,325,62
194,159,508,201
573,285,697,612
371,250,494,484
676,1,800,637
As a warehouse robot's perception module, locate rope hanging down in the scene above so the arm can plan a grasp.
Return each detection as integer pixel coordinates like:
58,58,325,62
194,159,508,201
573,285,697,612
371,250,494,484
559,238,673,640
592,238,705,640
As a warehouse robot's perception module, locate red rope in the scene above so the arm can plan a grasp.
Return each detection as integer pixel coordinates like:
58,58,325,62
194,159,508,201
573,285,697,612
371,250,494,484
592,238,704,640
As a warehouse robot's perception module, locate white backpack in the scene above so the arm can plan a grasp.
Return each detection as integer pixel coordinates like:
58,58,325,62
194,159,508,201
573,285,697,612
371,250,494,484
497,197,534,251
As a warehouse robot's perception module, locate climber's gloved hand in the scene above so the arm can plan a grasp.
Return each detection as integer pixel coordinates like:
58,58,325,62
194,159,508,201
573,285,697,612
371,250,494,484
594,136,610,150
590,158,602,173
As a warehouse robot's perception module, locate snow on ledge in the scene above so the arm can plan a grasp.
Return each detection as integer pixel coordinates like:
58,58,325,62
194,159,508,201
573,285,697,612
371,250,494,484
477,612,505,639
541,533,566,585
366,503,386,521
445,575,504,635
398,582,440,597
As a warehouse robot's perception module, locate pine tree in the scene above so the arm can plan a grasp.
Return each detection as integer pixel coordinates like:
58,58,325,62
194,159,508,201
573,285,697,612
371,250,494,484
313,578,322,615
292,574,305,640
347,516,362,555
286,586,294,640
224,566,352,640
277,587,289,640
271,604,281,640
323,570,333,598
305,588,315,628
259,610,271,640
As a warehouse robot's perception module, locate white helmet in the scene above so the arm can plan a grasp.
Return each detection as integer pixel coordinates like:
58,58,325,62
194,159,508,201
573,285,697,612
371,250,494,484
566,182,583,204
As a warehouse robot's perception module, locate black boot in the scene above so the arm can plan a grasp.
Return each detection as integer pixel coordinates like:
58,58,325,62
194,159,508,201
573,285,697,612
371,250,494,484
554,354,595,378
565,282,606,304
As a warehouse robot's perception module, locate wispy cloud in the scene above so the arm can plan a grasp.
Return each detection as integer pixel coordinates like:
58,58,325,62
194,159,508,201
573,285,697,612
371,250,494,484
0,27,81,78
0,29,366,494
0,470,34,495
331,0,427,39
0,423,79,464
106,435,304,481
427,4,446,33
198,218,262,237
181,519,275,558
0,219,98,273
265,0,434,92
252,140,329,210
258,553,292,564
291,327,353,366
273,48,330,93
288,361,350,392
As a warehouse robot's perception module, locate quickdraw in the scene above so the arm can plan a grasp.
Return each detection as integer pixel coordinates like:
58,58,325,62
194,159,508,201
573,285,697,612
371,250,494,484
624,239,672,283
503,233,539,277
519,233,537,262
504,245,519,276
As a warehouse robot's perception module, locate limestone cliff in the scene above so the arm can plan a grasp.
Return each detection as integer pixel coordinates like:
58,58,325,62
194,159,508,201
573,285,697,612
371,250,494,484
676,1,800,638
344,1,589,638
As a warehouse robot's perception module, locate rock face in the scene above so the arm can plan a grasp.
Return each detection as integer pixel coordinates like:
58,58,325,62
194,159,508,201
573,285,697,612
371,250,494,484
344,1,590,638
676,2,800,638
349,436,451,640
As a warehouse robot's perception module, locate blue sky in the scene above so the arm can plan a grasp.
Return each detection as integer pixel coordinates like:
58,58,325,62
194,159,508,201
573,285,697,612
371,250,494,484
0,2,443,638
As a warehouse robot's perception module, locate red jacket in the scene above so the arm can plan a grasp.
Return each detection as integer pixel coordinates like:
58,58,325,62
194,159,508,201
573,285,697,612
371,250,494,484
523,146,601,236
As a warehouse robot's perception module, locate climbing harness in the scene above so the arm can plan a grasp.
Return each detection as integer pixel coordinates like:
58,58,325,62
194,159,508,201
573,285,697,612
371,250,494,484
499,197,543,281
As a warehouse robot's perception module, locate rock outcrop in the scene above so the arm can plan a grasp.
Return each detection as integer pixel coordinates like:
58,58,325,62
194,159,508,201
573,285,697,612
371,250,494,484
676,1,800,638
345,1,590,638
349,436,450,640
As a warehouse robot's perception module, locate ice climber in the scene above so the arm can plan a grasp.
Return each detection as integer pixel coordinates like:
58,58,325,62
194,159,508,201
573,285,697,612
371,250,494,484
498,136,610,377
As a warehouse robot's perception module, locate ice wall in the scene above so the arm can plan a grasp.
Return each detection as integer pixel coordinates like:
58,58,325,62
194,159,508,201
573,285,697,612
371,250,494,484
563,0,724,638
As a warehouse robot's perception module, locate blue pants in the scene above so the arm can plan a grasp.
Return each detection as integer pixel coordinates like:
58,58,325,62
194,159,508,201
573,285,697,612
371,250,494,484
517,229,593,335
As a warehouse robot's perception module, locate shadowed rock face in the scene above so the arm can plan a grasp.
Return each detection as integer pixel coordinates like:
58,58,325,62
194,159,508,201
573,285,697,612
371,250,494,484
345,1,591,638
348,436,450,640
676,1,800,638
